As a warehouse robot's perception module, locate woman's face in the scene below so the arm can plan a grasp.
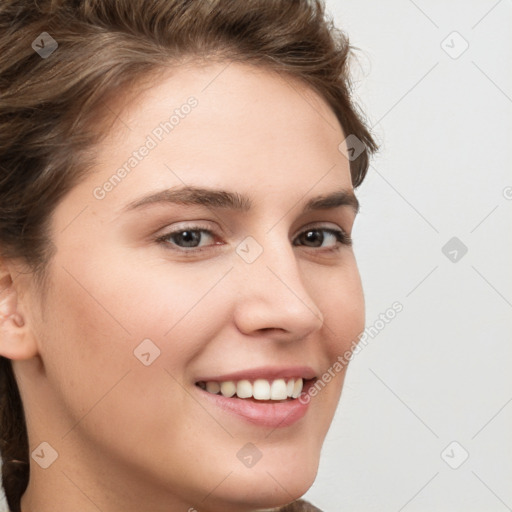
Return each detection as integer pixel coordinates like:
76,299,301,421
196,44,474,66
16,61,365,512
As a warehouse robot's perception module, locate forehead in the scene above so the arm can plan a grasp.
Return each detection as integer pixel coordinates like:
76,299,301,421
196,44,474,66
77,61,352,218
98,61,344,158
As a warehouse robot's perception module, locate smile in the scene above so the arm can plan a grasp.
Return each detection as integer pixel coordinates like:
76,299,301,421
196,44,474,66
196,377,306,401
194,366,317,427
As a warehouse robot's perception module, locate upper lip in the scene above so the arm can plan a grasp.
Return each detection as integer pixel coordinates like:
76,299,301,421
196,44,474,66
195,366,317,383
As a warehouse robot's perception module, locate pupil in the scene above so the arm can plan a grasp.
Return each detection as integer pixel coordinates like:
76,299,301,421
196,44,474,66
177,230,200,247
304,230,322,247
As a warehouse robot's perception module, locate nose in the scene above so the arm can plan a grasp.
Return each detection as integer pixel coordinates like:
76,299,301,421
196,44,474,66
232,235,324,342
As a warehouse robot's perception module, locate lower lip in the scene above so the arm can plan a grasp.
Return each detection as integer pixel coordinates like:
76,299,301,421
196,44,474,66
196,383,313,428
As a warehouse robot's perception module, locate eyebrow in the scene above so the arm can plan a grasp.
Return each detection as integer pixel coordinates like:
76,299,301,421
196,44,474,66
123,186,360,215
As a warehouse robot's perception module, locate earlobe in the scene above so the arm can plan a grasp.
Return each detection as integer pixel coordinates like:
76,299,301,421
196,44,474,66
0,265,38,360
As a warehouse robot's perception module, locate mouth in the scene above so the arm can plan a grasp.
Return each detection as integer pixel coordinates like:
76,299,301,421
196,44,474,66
193,369,317,428
195,377,314,402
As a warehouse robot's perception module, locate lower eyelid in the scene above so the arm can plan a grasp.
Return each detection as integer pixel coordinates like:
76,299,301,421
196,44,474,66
156,226,351,251
294,228,351,246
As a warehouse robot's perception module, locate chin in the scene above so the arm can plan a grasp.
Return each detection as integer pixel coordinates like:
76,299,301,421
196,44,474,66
210,479,317,512
206,449,320,512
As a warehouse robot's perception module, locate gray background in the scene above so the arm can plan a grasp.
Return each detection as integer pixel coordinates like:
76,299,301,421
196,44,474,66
303,0,512,511
1,0,511,511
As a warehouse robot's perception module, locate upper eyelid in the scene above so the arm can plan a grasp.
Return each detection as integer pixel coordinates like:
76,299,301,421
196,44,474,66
161,221,348,237
158,223,349,248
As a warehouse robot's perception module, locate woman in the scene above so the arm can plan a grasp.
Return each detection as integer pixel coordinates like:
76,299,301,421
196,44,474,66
0,1,377,511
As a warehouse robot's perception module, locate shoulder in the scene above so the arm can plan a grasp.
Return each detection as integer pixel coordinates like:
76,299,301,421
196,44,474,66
278,499,323,511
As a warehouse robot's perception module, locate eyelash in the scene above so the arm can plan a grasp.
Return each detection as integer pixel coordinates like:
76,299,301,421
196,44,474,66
155,223,352,255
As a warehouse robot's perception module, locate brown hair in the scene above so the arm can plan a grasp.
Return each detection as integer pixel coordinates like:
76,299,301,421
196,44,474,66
0,0,377,510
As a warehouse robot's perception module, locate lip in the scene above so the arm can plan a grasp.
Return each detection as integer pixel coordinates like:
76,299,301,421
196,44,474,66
194,367,317,428
195,365,317,383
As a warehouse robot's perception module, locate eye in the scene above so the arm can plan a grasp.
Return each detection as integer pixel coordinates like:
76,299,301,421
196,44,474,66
293,227,352,249
155,224,351,254
156,225,218,251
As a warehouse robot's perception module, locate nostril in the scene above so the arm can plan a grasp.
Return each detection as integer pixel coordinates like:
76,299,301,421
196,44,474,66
258,327,286,334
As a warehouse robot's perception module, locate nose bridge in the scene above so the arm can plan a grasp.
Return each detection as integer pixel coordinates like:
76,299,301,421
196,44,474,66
233,231,324,337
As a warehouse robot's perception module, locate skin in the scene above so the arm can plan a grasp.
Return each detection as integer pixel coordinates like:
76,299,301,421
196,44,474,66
0,61,365,512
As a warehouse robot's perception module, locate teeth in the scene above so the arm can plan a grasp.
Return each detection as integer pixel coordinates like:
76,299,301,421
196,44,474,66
270,379,288,400
291,378,303,399
253,379,271,400
220,381,236,398
236,380,252,399
206,381,220,394
286,379,294,397
200,378,305,401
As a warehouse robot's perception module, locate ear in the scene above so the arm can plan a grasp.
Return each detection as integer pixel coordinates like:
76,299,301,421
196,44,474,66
0,262,39,360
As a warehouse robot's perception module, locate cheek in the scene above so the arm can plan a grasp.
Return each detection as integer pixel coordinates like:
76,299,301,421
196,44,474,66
309,257,365,356
40,249,230,390
37,265,136,426
37,257,218,455
299,258,364,417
